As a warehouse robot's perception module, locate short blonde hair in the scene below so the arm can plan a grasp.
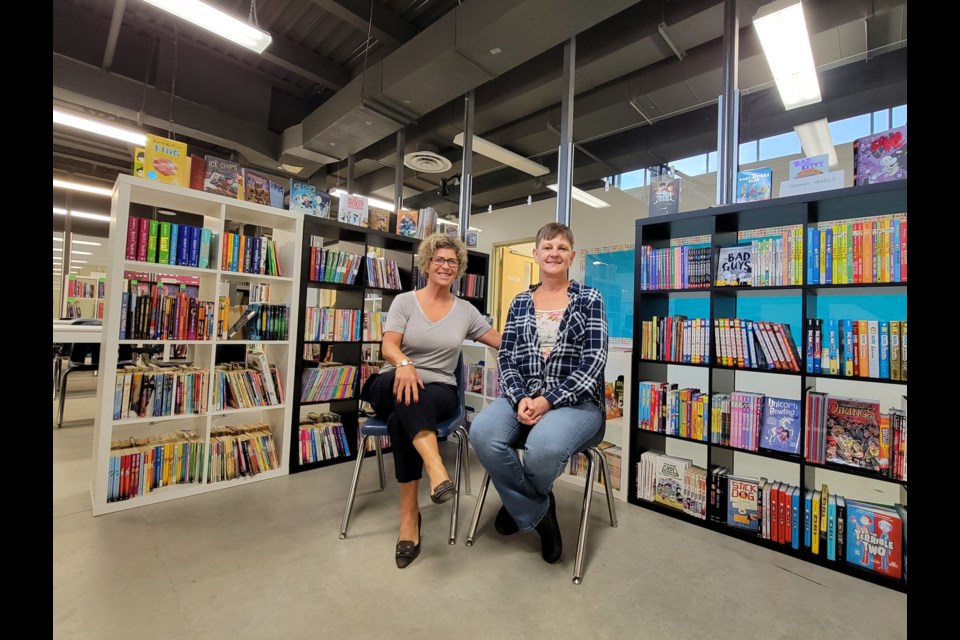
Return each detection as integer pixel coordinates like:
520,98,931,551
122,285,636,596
535,222,575,248
416,232,468,279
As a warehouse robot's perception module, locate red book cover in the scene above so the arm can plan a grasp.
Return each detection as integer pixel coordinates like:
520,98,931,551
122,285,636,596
851,321,860,375
126,216,139,259
900,220,907,281
189,154,205,191
137,217,150,262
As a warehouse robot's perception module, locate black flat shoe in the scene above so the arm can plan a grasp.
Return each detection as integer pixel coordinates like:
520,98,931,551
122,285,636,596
534,491,562,564
494,505,519,536
396,513,422,569
430,479,456,504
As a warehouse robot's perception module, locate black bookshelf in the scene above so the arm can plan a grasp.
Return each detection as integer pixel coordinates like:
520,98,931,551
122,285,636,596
629,181,909,592
289,215,490,473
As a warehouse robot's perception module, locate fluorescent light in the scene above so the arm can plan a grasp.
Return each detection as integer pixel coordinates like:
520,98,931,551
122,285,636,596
52,179,112,197
547,184,611,209
753,0,821,110
72,250,93,256
330,189,395,212
72,240,102,246
54,236,64,242
70,260,88,264
53,208,67,215
794,118,837,168
53,109,147,145
71,211,112,222
142,0,273,54
453,133,550,177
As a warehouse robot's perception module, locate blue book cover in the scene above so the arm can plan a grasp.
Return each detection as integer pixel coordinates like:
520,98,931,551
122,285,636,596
252,237,261,275
827,494,837,561
735,167,773,203
269,180,285,209
879,320,890,378
806,227,815,285
813,231,821,284
813,318,822,374
824,228,833,284
726,476,760,533
231,233,241,272
844,319,854,376
791,487,800,550
178,225,191,267
804,489,813,549
169,223,179,265
805,318,814,373
189,225,200,267
827,319,838,374
759,397,802,455
289,180,317,215
199,228,212,269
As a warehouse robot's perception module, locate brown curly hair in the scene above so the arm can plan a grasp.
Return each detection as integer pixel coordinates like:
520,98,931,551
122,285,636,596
416,232,468,280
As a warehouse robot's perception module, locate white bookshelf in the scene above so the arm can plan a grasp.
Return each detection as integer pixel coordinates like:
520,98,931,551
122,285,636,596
90,175,303,516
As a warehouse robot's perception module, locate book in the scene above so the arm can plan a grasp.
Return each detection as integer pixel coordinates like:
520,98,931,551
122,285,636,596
845,499,903,579
396,209,419,237
317,191,332,218
189,154,205,190
654,454,691,511
368,207,391,232
289,180,317,215
759,396,801,455
735,167,772,202
604,382,622,419
649,176,680,217
144,134,189,186
338,193,369,227
715,245,752,286
853,126,907,186
788,154,828,180
203,156,241,198
242,168,272,205
417,207,438,238
268,180,285,208
132,147,145,178
227,306,260,339
825,395,886,472
466,230,478,247
726,475,760,533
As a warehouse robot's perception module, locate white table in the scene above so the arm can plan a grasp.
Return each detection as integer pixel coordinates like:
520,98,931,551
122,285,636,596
52,324,103,344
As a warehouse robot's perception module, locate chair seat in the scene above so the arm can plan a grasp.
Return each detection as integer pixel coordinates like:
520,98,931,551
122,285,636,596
360,413,464,439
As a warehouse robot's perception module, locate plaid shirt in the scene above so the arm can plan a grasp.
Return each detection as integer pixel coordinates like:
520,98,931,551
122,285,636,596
498,279,608,410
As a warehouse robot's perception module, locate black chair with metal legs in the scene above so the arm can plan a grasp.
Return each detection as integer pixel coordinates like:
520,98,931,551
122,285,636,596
339,354,471,545
57,322,134,428
464,419,618,585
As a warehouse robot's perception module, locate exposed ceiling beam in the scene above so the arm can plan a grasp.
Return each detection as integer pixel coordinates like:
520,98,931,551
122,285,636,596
261,36,351,91
308,0,417,47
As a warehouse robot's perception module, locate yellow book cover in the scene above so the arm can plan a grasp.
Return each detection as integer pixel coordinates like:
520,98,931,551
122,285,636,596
819,482,830,549
811,490,821,555
144,134,189,186
133,147,145,178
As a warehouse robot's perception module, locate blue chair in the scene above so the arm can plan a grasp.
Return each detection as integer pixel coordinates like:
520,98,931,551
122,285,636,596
464,417,618,584
338,354,471,545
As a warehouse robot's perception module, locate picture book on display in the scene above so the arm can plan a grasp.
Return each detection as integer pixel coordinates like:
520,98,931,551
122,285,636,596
649,177,680,217
268,180,285,208
417,207,438,238
759,397,802,455
654,454,691,511
824,396,887,473
204,156,241,198
726,475,760,533
317,191,332,218
338,193,369,227
715,245,752,286
845,499,903,580
242,168,271,205
144,134,189,187
788,154,829,180
368,207,391,232
290,180,318,215
396,209,419,237
853,125,906,186
736,167,772,203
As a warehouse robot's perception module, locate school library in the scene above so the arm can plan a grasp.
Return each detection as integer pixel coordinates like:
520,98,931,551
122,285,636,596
53,1,912,638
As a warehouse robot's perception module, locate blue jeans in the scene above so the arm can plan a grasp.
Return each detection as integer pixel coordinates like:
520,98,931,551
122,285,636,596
470,397,603,531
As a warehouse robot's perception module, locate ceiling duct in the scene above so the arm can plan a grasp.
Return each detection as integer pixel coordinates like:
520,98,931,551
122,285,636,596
300,0,641,161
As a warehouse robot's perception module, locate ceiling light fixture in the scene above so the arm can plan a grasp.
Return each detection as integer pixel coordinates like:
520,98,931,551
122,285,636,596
53,179,113,197
453,133,550,177
141,0,273,54
71,250,93,256
330,188,395,212
71,211,112,222
546,184,611,208
794,118,838,168
753,0,821,110
53,109,147,146
72,240,103,246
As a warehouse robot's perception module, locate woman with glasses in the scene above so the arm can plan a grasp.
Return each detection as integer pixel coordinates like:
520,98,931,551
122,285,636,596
470,222,608,565
361,232,500,568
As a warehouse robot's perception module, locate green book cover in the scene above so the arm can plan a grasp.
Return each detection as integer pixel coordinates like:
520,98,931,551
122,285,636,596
158,221,171,264
147,219,159,263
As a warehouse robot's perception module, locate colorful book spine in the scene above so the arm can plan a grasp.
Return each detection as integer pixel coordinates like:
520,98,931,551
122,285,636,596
147,219,159,263
169,223,179,265
158,221,171,264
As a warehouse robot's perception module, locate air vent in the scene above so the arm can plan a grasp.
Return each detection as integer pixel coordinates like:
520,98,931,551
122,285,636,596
404,151,452,173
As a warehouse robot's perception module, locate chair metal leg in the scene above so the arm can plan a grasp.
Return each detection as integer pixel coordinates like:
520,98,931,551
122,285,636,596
464,471,491,546
572,450,598,585
373,437,386,490
57,368,73,428
458,426,471,495
339,435,371,539
448,430,465,545
594,446,619,527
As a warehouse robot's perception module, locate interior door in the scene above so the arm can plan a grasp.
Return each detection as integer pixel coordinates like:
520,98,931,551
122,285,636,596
497,247,539,331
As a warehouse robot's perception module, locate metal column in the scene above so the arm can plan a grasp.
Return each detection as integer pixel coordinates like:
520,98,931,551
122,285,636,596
347,155,356,194
457,89,475,240
394,129,406,212
717,0,740,205
555,37,576,226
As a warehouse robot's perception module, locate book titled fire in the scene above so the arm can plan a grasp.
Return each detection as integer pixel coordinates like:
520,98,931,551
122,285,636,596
144,134,189,187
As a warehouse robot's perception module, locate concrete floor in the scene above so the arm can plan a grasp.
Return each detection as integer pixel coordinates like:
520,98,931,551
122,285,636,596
54,372,907,640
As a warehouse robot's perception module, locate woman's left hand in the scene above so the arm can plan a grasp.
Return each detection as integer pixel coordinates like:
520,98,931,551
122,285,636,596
518,396,552,425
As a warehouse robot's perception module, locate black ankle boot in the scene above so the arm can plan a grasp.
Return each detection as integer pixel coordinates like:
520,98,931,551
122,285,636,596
534,492,562,564
494,505,519,536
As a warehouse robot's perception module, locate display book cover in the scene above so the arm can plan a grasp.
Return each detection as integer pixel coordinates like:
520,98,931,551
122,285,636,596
726,475,760,532
823,395,888,474
853,125,906,186
204,156,241,198
653,453,691,511
844,499,903,580
715,244,753,286
289,180,318,215
758,397,802,455
241,168,271,206
736,167,772,203
396,209,419,237
144,134,189,187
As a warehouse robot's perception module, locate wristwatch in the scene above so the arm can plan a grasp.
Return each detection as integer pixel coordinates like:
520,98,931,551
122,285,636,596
396,359,413,367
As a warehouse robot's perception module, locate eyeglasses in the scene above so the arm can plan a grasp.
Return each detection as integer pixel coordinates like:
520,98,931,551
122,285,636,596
430,257,459,268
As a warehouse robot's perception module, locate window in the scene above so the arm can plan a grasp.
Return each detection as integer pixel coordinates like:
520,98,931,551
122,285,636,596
758,131,801,161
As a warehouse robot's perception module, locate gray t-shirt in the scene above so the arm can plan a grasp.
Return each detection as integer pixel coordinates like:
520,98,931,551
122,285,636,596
382,291,491,386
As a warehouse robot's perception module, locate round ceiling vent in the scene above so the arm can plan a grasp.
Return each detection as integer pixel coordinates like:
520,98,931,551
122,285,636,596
404,151,452,173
